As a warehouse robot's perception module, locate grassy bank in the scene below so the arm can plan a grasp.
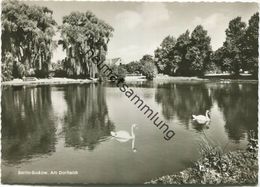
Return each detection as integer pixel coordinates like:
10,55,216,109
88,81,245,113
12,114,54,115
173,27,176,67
2,74,257,86
146,136,258,185
124,75,207,82
125,74,258,82
1,77,97,86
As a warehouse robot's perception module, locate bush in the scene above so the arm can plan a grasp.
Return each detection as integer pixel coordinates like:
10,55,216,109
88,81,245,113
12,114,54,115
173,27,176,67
147,132,258,185
34,69,49,78
1,53,14,81
141,62,156,80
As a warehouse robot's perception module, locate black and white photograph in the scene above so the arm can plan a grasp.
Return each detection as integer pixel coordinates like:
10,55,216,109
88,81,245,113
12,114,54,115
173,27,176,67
1,0,259,185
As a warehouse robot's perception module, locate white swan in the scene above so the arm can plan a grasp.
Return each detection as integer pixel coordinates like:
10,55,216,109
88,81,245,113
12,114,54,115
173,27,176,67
192,110,210,124
110,124,137,142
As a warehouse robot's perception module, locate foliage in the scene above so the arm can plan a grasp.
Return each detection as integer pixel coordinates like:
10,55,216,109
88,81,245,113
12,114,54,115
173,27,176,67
140,55,157,80
1,52,14,81
51,60,67,77
122,55,156,80
243,12,259,77
154,35,177,75
155,13,258,78
212,47,230,72
223,17,246,76
173,30,191,76
147,134,258,185
154,26,212,77
124,61,142,74
213,14,259,77
186,25,212,76
2,2,258,80
107,62,127,80
117,65,127,79
59,11,114,78
1,0,57,79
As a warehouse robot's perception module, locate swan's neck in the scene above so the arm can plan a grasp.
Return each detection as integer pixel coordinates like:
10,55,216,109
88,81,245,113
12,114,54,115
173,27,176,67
131,125,135,138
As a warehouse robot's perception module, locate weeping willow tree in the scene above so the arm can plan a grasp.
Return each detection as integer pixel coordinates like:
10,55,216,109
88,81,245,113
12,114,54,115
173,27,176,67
1,0,57,80
59,11,114,78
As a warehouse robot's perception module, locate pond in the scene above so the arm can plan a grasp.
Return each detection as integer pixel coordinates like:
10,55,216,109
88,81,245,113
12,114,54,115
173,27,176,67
1,80,258,184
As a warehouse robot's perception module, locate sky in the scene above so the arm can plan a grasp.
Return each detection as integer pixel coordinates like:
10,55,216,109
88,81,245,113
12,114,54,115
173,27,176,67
24,1,258,63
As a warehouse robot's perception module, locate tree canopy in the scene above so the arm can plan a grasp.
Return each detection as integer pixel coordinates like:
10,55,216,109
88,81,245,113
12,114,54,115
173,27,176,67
1,1,258,80
212,13,259,77
59,11,114,78
154,35,177,75
2,0,57,80
186,25,212,76
140,54,157,80
243,12,259,76
154,13,258,78
224,17,246,76
154,26,212,77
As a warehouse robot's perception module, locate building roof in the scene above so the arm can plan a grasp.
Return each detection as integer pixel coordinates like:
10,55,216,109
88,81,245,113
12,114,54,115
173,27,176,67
106,57,122,65
111,58,121,64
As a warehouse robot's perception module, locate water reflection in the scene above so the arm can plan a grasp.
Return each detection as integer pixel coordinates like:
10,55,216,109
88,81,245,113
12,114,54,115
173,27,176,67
2,84,115,164
2,86,56,164
63,84,115,150
155,83,212,128
1,81,258,184
154,82,258,140
191,122,210,132
211,83,258,141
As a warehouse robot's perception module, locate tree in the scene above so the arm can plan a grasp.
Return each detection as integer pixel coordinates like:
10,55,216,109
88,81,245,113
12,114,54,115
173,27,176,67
154,27,212,77
52,60,67,77
185,25,212,76
223,17,247,76
1,0,57,79
243,12,259,77
140,55,157,80
117,65,128,80
154,35,177,75
213,14,258,78
59,11,114,78
125,61,142,74
170,30,190,76
106,63,127,80
1,52,14,81
212,46,231,72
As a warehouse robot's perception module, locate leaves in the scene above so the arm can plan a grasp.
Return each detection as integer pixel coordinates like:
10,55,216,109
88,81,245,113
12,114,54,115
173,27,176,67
140,55,156,80
213,13,258,77
59,11,114,78
147,137,258,185
154,26,212,77
2,0,57,79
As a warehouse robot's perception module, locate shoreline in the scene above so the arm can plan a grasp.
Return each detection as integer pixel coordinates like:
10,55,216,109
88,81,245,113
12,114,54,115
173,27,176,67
146,148,258,185
1,77,97,86
1,76,258,86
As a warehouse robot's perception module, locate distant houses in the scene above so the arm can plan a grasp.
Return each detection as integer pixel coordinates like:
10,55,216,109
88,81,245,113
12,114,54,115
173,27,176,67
105,58,123,66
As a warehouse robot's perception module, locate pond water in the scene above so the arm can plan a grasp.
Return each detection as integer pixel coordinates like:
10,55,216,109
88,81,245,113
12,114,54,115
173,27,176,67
1,80,258,184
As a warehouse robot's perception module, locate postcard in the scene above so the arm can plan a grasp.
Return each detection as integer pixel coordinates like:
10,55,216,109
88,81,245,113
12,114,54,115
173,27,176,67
1,0,259,185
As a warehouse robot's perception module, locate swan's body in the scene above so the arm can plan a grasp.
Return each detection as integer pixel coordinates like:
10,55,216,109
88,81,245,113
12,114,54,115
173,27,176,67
110,124,136,142
110,131,132,142
192,110,210,124
111,124,138,152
